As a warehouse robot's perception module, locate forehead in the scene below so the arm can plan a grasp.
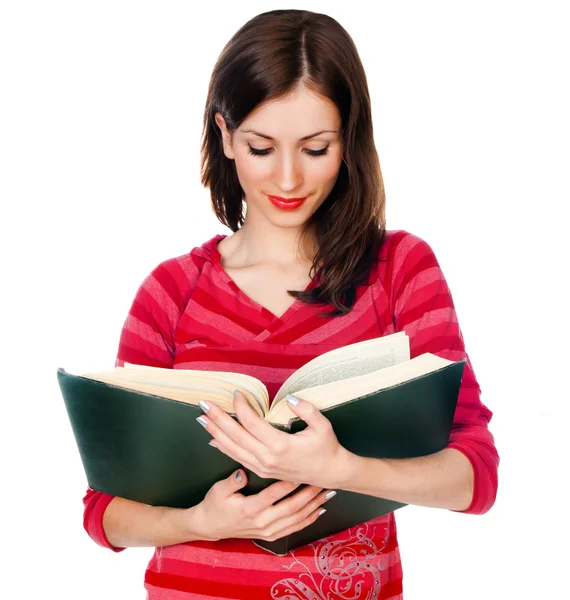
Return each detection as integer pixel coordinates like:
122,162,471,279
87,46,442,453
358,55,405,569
239,86,341,139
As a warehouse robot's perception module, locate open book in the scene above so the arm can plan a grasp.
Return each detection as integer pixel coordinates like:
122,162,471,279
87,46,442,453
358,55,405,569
78,332,451,426
57,332,465,555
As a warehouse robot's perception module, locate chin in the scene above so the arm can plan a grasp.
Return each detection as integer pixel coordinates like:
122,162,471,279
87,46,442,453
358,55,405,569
266,214,310,228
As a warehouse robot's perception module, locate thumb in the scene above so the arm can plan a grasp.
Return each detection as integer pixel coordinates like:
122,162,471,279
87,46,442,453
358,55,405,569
285,393,328,430
209,469,247,499
227,469,248,492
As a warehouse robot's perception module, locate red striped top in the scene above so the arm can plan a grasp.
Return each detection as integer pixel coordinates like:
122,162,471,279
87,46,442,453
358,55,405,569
82,230,499,599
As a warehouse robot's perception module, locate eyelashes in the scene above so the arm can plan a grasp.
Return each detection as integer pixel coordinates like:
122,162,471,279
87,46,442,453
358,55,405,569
247,144,330,159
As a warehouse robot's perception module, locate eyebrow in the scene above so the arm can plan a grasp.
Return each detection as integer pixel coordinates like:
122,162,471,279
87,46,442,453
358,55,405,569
242,129,338,141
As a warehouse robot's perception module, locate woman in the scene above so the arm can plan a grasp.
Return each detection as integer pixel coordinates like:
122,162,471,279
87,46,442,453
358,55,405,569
83,9,498,599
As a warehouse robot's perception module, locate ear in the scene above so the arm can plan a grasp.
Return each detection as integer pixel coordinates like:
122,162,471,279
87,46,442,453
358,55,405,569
214,112,236,160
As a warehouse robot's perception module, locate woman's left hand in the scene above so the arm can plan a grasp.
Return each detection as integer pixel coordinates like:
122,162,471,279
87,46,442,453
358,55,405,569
197,392,349,489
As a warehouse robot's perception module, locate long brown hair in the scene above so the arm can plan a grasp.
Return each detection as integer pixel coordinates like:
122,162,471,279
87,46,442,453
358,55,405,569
200,9,386,317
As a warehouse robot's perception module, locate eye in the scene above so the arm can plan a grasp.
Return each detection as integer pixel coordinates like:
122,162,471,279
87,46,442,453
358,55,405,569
306,145,330,158
247,144,330,158
247,145,272,157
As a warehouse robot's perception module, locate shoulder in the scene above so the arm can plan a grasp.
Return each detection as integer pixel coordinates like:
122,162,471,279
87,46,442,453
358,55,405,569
379,229,438,264
370,229,449,315
135,233,226,312
376,229,441,283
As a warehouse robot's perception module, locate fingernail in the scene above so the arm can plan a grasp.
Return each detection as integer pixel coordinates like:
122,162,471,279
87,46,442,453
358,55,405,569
196,416,208,428
285,394,300,406
233,390,239,399
325,490,337,501
199,400,210,413
318,508,327,516
209,440,218,448
235,470,243,483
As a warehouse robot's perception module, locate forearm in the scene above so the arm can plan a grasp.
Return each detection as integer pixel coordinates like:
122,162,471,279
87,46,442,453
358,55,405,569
103,497,205,549
333,447,474,511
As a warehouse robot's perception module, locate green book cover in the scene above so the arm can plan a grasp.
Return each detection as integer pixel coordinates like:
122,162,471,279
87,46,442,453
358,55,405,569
57,358,464,556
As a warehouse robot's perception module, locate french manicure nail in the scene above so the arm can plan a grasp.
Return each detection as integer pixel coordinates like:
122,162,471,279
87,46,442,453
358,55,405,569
318,508,327,516
233,390,239,399
325,490,337,501
209,440,218,448
286,394,300,406
196,416,208,428
199,400,210,413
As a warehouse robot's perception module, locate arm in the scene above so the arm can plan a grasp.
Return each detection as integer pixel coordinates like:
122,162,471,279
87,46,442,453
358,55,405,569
340,232,498,514
98,495,204,549
87,475,331,549
186,233,498,515
85,487,199,550
83,257,195,550
334,446,474,511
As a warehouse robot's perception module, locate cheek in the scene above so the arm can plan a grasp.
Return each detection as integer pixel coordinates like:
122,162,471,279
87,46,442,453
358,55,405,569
310,156,343,186
234,155,271,187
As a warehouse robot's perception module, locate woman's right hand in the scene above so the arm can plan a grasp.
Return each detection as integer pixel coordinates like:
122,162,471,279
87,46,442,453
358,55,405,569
191,469,334,542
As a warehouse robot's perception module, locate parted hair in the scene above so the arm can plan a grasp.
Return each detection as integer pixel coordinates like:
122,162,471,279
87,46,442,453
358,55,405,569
200,9,386,316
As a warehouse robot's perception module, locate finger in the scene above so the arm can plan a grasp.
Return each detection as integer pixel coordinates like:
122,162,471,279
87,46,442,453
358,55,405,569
257,491,331,542
285,394,332,433
252,480,302,509
264,485,323,521
213,469,248,497
233,391,290,450
209,439,260,475
268,506,326,541
267,507,325,541
197,406,265,464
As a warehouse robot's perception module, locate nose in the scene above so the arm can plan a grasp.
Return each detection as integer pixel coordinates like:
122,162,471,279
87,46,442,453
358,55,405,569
274,151,304,193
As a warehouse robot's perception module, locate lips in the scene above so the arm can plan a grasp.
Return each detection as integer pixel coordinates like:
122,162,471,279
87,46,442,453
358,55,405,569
267,195,308,210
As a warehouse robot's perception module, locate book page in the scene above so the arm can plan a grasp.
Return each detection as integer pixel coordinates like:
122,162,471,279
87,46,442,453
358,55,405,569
114,364,269,414
82,367,268,416
267,353,454,425
80,373,257,413
273,333,410,403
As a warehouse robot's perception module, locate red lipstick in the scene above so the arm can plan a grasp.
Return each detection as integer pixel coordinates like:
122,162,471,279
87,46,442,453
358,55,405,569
267,195,308,210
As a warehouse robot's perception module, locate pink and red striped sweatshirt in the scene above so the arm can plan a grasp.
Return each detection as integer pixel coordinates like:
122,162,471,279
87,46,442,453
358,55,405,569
82,230,498,599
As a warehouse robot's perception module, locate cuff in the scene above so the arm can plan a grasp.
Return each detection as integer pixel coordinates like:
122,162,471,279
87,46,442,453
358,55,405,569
447,442,498,515
83,489,126,552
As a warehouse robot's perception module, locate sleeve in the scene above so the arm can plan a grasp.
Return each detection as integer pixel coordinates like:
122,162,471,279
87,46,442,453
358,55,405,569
389,232,499,515
82,256,194,550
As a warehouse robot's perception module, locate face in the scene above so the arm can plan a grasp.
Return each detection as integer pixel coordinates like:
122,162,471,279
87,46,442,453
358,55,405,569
215,85,344,229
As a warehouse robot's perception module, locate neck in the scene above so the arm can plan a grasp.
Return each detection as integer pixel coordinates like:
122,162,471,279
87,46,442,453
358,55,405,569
223,220,316,268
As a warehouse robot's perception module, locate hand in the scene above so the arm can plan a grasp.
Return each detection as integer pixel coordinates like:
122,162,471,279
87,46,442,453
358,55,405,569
197,392,349,489
192,469,334,542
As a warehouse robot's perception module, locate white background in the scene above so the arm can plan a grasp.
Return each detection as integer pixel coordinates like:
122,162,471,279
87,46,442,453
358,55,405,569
1,1,568,598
